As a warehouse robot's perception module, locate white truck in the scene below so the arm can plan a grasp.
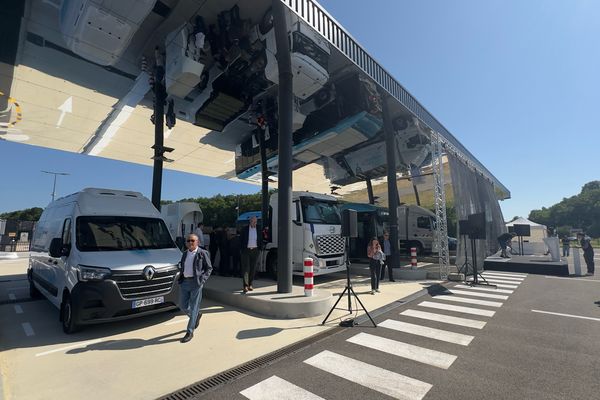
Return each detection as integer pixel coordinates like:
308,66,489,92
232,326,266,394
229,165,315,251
260,191,346,279
160,201,204,246
398,204,438,255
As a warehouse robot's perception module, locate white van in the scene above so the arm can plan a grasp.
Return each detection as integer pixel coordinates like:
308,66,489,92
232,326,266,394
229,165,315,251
28,188,182,333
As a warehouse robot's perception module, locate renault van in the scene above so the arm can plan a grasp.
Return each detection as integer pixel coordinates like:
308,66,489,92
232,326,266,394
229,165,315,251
28,188,182,333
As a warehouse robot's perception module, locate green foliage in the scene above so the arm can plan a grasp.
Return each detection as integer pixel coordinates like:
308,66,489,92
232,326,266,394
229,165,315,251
529,180,600,238
0,207,44,221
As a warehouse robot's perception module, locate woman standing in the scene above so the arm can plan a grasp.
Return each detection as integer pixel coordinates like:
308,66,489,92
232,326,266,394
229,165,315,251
367,238,384,294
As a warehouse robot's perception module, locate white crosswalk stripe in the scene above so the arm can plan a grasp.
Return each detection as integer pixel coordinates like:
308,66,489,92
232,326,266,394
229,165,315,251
304,350,432,400
400,309,487,329
481,282,518,289
482,272,527,278
447,289,509,300
454,284,514,294
432,294,503,308
481,274,524,281
240,376,325,400
418,301,496,317
379,319,474,346
347,332,457,369
483,278,522,285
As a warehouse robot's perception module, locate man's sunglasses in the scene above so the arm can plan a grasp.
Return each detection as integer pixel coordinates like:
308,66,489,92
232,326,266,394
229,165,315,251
186,240,197,243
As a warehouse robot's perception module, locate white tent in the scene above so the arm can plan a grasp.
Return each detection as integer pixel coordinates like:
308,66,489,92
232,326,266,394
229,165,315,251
506,217,548,254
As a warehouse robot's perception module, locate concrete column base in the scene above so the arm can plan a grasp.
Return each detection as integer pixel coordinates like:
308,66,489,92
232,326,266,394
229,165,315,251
448,273,465,281
396,269,428,280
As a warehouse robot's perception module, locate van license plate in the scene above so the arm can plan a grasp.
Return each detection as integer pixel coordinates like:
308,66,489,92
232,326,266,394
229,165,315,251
132,296,164,309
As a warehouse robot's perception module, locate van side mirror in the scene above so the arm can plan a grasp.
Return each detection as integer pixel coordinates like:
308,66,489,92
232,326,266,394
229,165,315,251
49,238,70,258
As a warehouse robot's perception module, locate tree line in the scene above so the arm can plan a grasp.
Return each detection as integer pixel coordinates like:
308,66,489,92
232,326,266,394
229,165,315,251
528,181,600,238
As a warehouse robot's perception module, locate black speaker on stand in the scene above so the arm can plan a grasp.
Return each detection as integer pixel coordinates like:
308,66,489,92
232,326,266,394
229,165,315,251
466,212,495,287
322,209,376,327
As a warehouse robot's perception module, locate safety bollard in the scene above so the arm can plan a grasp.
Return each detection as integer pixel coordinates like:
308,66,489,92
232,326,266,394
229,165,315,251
410,247,417,270
304,258,314,297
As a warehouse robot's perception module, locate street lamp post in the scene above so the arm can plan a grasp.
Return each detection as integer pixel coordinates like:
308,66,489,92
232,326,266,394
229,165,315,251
41,171,69,202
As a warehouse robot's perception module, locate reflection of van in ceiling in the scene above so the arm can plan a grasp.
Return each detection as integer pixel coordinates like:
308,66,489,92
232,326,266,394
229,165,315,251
59,0,157,66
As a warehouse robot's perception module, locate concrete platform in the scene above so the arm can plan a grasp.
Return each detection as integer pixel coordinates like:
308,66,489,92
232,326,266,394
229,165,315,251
204,276,333,319
484,255,569,276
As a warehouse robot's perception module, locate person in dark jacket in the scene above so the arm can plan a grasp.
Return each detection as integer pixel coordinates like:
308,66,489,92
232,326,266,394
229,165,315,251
229,229,242,277
379,231,395,282
577,233,595,275
178,233,212,343
209,226,218,264
497,232,516,258
216,225,230,276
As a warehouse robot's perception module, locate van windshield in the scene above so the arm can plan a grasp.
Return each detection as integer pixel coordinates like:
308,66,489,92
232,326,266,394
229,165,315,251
301,198,341,225
76,216,176,251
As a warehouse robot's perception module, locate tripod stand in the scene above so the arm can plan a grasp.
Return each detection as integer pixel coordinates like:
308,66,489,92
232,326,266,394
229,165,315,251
457,233,472,276
465,238,495,287
322,238,376,327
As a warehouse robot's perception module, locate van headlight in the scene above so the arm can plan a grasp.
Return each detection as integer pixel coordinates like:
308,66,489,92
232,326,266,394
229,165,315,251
77,265,111,281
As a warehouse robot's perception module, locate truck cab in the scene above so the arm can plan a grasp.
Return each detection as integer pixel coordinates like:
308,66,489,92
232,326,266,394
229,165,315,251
262,191,345,278
398,204,437,255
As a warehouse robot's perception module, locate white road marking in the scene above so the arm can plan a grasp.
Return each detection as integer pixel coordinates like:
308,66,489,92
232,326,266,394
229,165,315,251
14,304,23,314
400,309,486,329
482,272,527,278
164,318,188,326
8,293,16,300
531,310,600,322
481,283,518,289
240,376,325,400
22,322,34,337
482,278,522,285
35,339,104,357
347,332,457,369
379,319,474,346
545,276,600,283
433,295,503,308
481,274,524,281
454,285,514,294
447,289,509,300
418,301,496,317
304,350,432,400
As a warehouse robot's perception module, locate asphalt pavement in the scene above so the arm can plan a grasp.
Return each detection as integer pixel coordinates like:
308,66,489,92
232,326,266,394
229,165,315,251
199,270,600,400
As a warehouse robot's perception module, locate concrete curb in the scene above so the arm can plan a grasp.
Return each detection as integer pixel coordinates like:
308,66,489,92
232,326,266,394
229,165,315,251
396,269,428,280
0,252,18,260
204,276,333,319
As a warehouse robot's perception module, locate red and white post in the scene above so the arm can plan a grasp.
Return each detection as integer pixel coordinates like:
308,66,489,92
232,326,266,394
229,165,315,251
410,247,418,270
304,258,314,297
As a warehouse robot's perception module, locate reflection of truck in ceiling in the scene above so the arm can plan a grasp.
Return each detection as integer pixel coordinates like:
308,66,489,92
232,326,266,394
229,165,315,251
235,73,383,179
258,192,346,279
163,5,331,132
340,202,437,261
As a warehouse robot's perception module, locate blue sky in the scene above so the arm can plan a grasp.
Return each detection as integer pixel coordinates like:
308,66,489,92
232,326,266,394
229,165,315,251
1,0,599,219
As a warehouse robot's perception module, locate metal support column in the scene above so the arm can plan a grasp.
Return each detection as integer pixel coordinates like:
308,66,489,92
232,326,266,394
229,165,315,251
366,177,375,204
432,131,450,279
151,48,166,211
380,91,400,268
273,0,293,293
258,123,269,236
412,183,421,206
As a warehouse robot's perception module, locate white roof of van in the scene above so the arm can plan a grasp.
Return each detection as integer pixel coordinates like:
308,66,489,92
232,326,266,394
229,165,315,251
52,188,160,217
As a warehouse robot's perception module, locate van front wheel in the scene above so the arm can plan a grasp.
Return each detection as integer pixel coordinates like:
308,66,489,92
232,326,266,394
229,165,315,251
61,295,80,334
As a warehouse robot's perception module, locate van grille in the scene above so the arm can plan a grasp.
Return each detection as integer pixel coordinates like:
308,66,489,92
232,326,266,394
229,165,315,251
111,267,178,300
316,235,345,256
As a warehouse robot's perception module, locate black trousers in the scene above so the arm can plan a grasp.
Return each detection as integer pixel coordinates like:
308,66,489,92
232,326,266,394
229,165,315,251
369,259,381,290
380,259,394,281
583,251,595,274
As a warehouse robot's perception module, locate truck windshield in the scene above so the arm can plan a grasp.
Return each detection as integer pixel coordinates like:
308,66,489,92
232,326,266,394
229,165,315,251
301,199,341,225
76,216,176,251
291,31,329,71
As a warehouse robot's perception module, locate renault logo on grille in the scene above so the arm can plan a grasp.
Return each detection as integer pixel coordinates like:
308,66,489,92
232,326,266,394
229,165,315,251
143,266,156,281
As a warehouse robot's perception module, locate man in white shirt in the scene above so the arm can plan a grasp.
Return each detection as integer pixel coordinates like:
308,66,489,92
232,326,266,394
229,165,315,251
178,233,212,343
240,216,262,293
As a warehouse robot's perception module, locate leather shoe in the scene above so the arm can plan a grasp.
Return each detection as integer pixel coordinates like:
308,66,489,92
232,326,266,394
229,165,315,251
181,331,193,343
248,286,254,291
194,312,203,329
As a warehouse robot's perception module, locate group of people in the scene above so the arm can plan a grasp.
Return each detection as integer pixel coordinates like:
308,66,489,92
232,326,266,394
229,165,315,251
177,216,264,343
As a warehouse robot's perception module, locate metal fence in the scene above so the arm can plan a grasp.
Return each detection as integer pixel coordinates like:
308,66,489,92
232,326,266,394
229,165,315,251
1,241,31,252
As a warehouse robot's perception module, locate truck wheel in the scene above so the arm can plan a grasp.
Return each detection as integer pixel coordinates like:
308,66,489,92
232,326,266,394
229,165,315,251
60,294,80,334
28,273,41,299
267,252,278,281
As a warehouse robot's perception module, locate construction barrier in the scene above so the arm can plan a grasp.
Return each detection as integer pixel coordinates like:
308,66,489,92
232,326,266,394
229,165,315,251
304,258,314,297
410,247,417,270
